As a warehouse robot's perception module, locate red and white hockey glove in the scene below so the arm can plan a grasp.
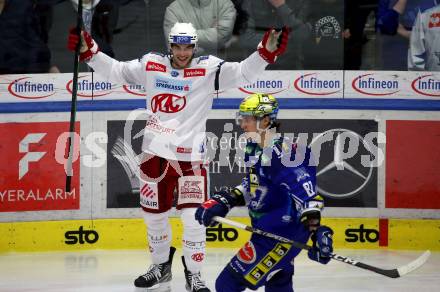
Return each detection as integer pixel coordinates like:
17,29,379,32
67,28,99,62
257,26,289,64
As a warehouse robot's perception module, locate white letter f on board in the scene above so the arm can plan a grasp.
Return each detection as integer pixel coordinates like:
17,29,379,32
19,133,46,180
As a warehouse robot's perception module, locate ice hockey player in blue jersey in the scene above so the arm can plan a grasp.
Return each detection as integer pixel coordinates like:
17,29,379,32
195,93,334,292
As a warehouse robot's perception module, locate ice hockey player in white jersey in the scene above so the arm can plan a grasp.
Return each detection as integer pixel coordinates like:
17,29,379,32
68,22,288,291
409,4,440,71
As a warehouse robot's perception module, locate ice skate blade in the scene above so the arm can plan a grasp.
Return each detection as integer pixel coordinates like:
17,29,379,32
134,281,171,292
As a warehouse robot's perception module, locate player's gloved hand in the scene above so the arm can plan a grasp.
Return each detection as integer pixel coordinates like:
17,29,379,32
67,28,99,62
195,191,234,227
257,26,289,64
308,225,334,264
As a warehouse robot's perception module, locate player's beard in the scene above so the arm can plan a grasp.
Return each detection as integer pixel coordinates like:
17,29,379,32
169,51,194,69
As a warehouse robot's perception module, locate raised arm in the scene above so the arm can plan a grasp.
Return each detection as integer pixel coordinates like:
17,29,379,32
67,29,144,85
218,27,289,90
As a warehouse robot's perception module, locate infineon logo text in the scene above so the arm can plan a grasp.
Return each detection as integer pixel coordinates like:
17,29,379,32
8,77,55,99
239,79,285,94
294,73,341,95
66,76,113,97
352,73,399,96
411,74,440,97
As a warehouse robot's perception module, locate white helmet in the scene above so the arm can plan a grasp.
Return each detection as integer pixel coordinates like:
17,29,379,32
168,22,198,46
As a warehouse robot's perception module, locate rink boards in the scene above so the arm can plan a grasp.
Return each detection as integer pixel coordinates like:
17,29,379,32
0,72,440,253
1,217,439,252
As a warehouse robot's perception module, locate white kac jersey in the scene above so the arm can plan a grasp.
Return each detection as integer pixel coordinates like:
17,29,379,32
87,51,268,161
409,5,440,71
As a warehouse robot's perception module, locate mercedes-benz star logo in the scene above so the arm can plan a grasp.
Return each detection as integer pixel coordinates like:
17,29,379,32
310,128,375,199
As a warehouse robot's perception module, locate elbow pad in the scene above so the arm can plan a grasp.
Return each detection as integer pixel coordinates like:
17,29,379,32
230,187,246,206
299,195,324,229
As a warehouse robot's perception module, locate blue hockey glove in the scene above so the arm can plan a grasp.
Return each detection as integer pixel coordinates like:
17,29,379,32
308,225,334,264
195,191,235,227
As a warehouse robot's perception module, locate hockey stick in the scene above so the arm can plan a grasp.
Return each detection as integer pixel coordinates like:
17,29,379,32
66,0,83,192
213,216,431,278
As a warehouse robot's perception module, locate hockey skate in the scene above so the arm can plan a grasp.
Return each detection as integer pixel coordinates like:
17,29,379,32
134,246,176,290
181,256,211,292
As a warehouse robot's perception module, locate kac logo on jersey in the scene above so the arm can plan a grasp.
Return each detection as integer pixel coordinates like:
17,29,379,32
191,252,205,262
151,93,186,113
411,74,440,97
146,61,166,72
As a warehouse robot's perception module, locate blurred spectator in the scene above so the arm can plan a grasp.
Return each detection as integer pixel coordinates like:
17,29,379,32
144,0,174,53
0,0,55,73
302,0,346,70
35,0,66,44
377,0,437,37
376,0,437,70
163,0,236,56
239,0,310,70
230,0,248,36
344,0,378,70
71,0,119,58
408,4,440,71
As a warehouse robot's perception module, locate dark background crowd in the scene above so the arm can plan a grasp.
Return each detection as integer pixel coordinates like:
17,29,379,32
0,0,439,74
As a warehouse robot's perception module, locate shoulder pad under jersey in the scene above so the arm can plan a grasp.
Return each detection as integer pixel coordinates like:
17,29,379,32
145,52,167,62
196,55,223,67
197,56,210,63
150,51,166,57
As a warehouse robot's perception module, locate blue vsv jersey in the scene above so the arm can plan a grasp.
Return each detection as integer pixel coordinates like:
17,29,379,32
239,137,322,240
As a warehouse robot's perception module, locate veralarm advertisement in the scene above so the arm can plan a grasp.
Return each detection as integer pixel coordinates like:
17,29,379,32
0,122,80,212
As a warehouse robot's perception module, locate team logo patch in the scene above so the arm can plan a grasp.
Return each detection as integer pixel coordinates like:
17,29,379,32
177,147,192,153
184,68,206,77
154,77,191,93
191,252,205,262
180,181,202,198
146,61,166,72
237,241,256,264
429,13,440,28
171,70,179,77
151,93,186,113
140,183,159,209
177,176,205,205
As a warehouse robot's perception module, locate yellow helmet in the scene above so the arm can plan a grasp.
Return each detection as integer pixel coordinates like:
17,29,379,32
238,93,279,121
